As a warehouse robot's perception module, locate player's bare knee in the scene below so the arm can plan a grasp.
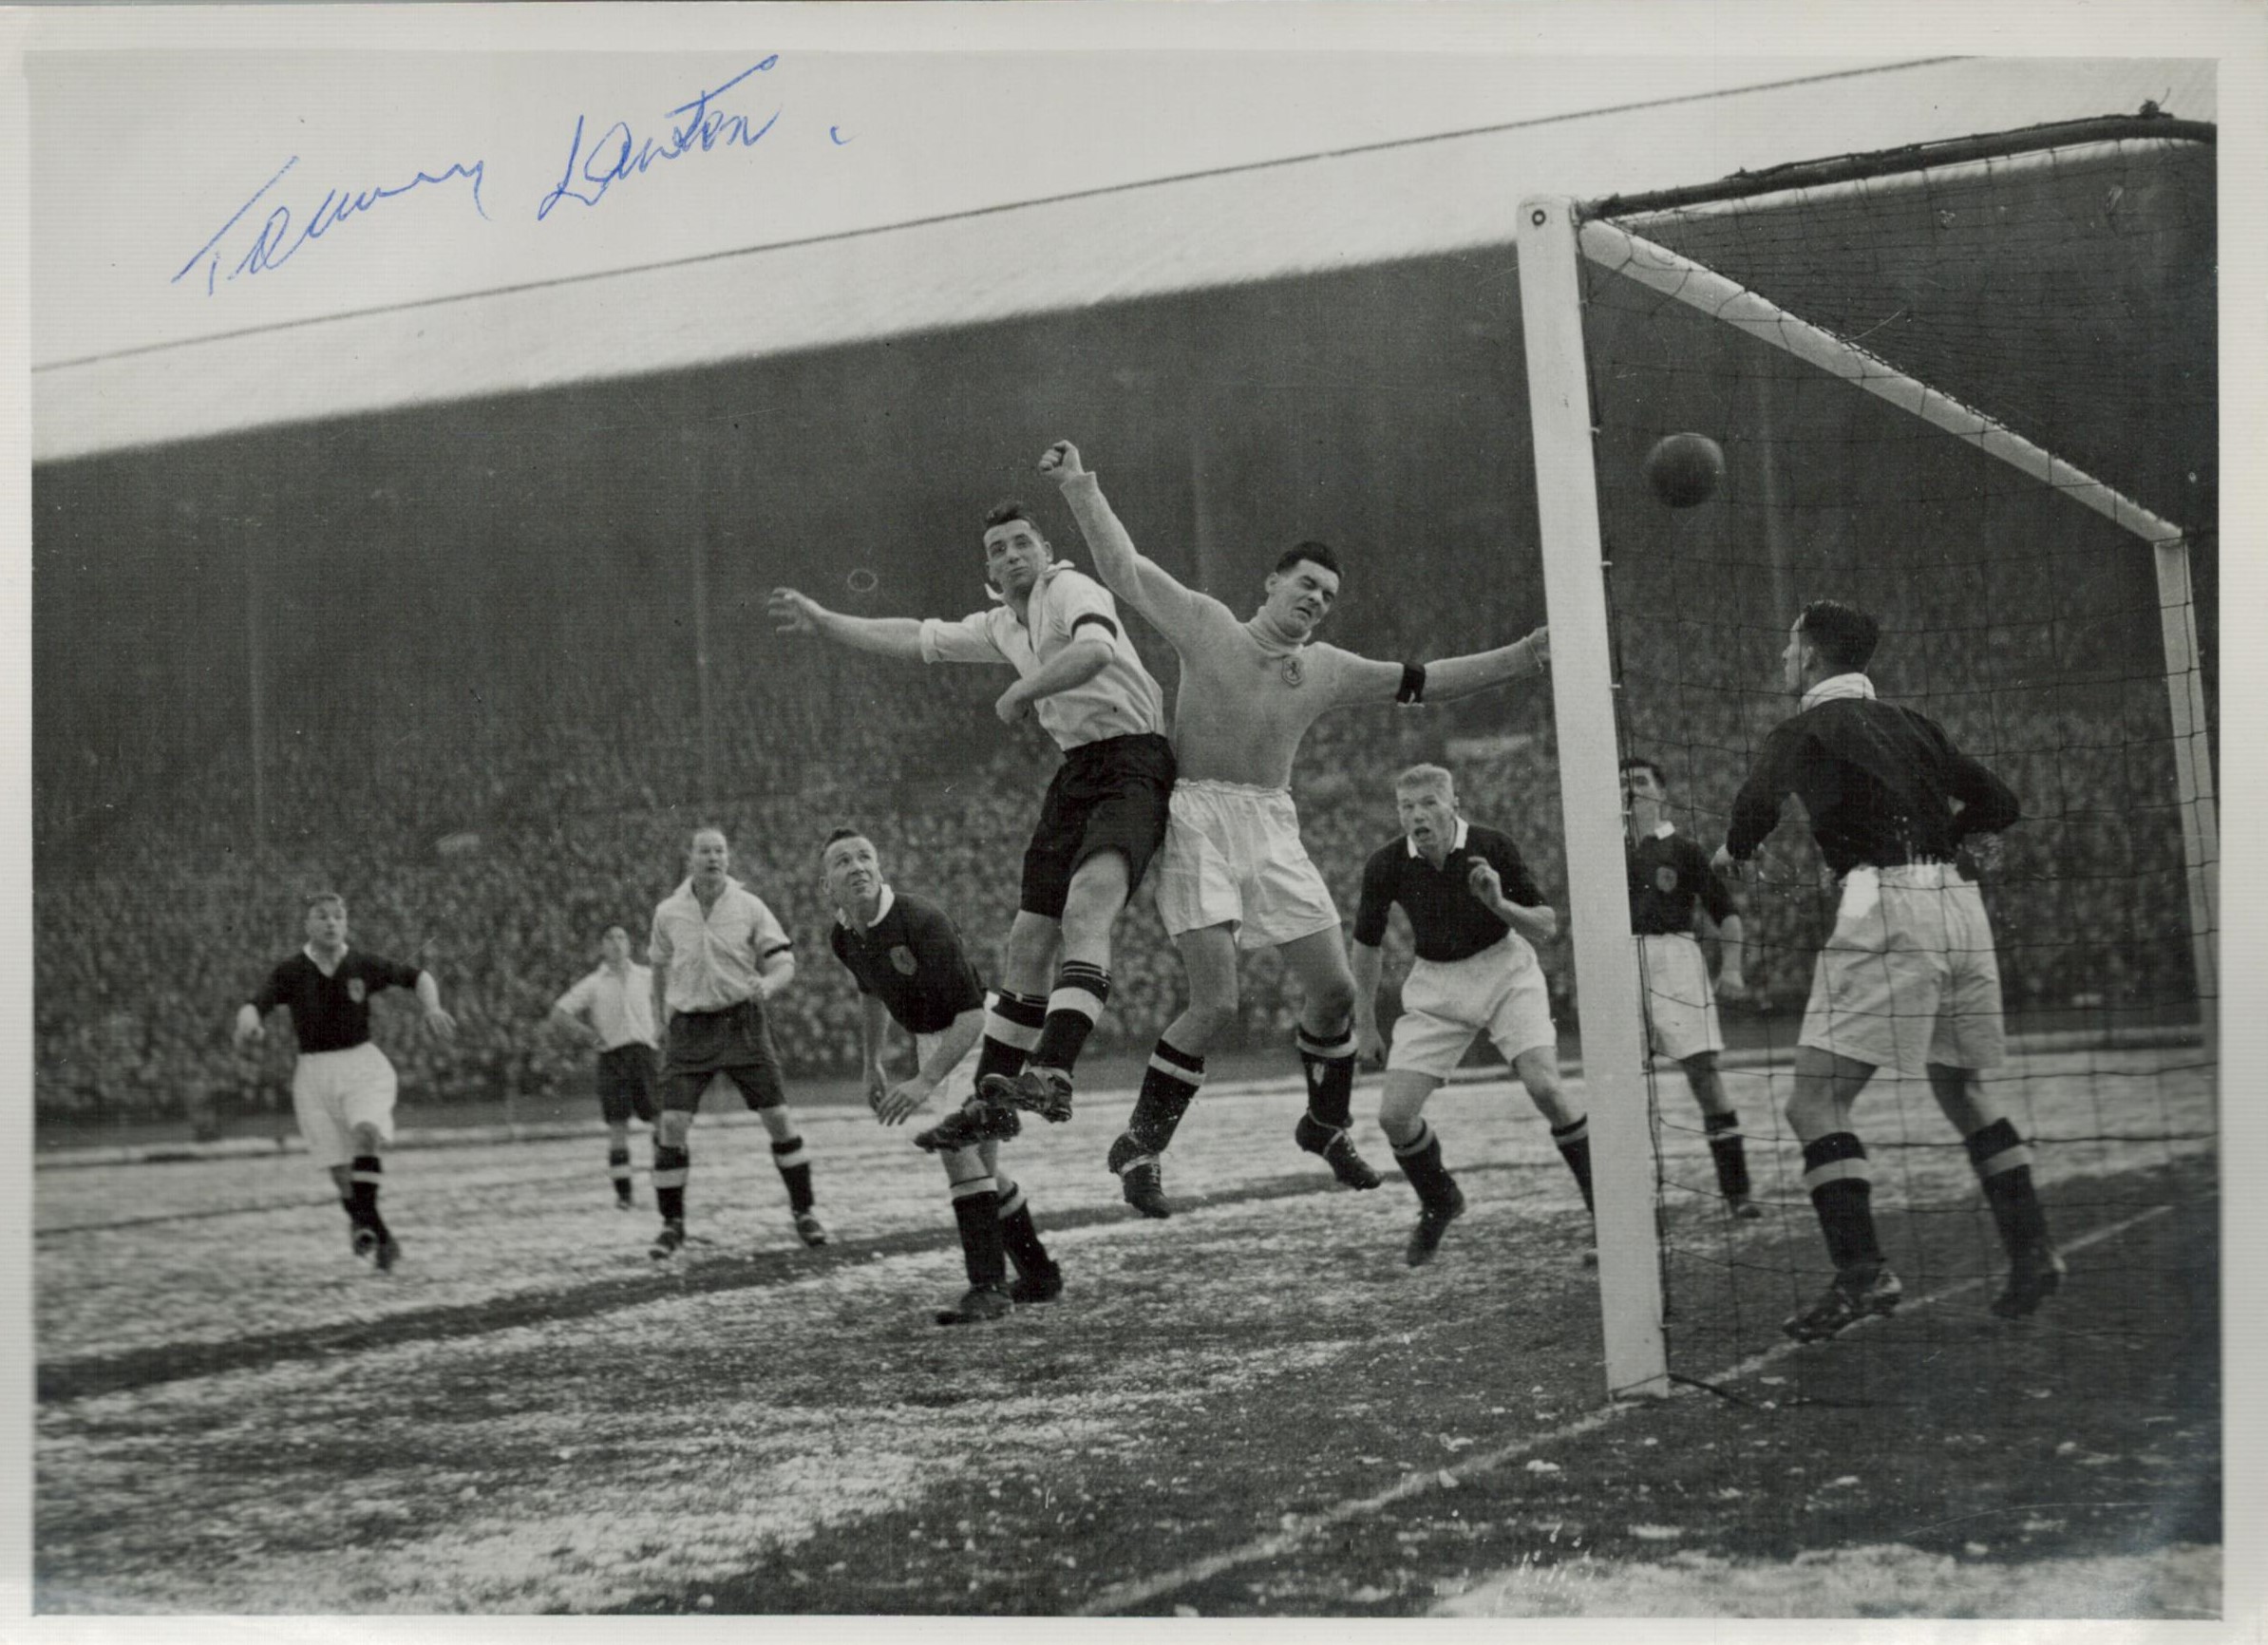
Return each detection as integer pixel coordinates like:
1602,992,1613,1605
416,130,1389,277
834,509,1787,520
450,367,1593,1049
1179,992,1239,1048
1001,913,1059,993
656,1110,692,1148
349,1122,384,1157
1302,977,1357,1035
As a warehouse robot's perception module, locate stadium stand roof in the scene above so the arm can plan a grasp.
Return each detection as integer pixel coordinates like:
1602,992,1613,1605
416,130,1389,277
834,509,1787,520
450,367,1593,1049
34,57,2213,462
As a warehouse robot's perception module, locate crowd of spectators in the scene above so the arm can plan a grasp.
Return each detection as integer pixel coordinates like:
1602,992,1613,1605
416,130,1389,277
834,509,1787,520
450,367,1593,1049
35,594,2206,1125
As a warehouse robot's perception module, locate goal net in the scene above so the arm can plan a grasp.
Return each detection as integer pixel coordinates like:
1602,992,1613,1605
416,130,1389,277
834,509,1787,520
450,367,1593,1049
1514,116,2218,1408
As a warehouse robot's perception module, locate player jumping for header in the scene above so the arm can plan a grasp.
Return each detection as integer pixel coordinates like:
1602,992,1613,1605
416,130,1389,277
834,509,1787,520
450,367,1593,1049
1033,439,1551,1218
767,498,1174,1159
1715,599,2061,1341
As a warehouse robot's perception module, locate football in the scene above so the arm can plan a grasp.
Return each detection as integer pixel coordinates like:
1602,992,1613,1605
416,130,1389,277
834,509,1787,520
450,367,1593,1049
1643,432,1725,508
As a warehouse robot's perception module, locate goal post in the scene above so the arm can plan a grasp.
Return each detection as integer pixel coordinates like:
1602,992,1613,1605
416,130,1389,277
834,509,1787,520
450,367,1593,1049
1512,115,2215,1405
1515,196,1669,1402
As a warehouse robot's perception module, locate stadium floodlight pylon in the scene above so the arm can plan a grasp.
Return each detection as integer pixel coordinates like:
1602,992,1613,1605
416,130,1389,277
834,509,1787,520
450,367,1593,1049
1515,114,2216,1405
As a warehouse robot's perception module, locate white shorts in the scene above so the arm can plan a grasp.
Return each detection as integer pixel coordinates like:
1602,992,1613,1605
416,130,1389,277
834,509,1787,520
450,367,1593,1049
1152,780,1341,950
292,1042,398,1170
1638,932,1723,1062
914,1030,983,1104
1801,863,2006,1077
1388,934,1558,1081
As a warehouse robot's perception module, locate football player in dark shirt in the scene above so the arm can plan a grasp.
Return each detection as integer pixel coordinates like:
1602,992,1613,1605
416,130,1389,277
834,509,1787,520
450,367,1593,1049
235,892,457,1271
822,829,1062,1325
1351,766,1594,1266
1620,756,1759,1220
1715,600,2058,1341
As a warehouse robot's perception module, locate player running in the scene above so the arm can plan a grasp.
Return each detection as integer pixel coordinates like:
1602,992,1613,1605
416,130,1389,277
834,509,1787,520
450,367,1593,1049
1715,599,2060,1340
1620,755,1761,1220
1031,438,1551,1218
767,499,1174,1159
1351,766,1594,1265
822,827,1063,1324
549,925,662,1210
234,892,458,1272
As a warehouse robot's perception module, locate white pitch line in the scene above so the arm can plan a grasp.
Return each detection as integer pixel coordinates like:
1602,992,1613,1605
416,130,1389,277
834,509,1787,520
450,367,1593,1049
1073,1201,2179,1617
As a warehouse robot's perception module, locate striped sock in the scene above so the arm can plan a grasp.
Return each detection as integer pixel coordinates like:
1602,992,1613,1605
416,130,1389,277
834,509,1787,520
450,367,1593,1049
1802,1132,1881,1272
1965,1118,2050,1255
652,1144,690,1224
1032,962,1110,1073
771,1135,815,1215
1391,1121,1458,1208
607,1144,634,1203
1551,1118,1595,1214
1127,1037,1206,1154
1705,1112,1751,1201
975,991,1048,1092
1296,1024,1359,1130
949,1177,1008,1289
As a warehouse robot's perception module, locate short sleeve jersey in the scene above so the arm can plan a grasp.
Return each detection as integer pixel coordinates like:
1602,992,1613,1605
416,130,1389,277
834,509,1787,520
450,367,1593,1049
252,948,424,1054
917,563,1164,750
649,879,795,1013
554,964,659,1049
1627,826,1736,936
1352,821,1546,963
827,888,987,1036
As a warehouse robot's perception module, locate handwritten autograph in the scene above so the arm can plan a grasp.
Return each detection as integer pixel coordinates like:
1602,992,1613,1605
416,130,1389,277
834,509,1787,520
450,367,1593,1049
537,58,784,221
174,155,490,295
175,58,832,293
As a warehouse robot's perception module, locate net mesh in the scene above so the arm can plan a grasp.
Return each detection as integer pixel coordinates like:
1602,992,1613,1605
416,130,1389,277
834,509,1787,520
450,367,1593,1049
1568,132,2216,1404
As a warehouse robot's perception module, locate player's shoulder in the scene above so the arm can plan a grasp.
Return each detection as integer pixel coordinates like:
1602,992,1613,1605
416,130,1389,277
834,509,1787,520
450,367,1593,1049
1363,834,1409,875
1467,822,1524,856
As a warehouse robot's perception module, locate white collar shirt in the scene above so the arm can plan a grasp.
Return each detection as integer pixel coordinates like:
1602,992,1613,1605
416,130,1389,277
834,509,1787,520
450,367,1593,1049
554,962,658,1049
649,877,794,1013
917,560,1164,750
1801,671,1879,712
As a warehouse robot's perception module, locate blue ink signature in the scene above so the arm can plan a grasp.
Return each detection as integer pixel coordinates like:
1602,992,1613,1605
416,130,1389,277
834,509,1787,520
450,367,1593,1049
174,155,490,295
537,58,784,221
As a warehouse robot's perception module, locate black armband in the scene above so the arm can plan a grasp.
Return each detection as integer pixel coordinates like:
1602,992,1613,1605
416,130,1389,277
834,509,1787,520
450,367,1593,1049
1396,662,1427,706
1069,613,1120,642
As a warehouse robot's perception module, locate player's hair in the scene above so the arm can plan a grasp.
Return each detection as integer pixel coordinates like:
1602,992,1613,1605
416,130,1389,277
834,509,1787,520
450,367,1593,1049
1619,755,1669,787
984,500,1038,533
1796,599,1881,672
822,826,869,857
602,924,629,942
1274,540,1342,579
302,890,346,913
688,824,729,850
1394,763,1456,797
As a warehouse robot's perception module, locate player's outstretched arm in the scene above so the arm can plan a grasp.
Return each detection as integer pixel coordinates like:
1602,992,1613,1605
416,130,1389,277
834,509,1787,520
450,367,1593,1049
1039,441,1207,641
766,588,927,660
856,994,894,1116
1327,628,1551,709
1423,628,1551,702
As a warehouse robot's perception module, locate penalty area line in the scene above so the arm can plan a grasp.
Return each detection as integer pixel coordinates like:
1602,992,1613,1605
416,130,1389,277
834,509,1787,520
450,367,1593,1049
1073,1201,2176,1617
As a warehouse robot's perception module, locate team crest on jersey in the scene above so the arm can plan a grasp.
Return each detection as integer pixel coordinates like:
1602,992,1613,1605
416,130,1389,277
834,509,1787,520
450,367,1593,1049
1281,654,1306,688
889,946,918,976
1654,866,1679,894
347,977,366,1002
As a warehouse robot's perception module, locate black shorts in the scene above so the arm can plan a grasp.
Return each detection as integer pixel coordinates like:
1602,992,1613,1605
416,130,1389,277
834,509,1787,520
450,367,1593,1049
1020,731,1177,920
595,1043,660,1126
658,999,788,1112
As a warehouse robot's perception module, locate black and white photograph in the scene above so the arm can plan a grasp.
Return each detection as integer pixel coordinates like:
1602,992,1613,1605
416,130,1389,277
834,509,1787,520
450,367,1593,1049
9,2,2262,1630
